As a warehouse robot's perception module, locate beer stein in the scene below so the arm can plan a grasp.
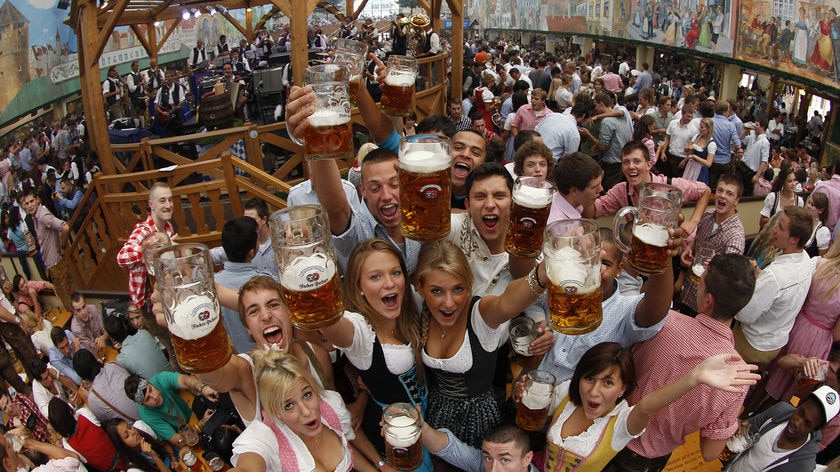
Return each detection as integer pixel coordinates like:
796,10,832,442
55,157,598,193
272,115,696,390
543,219,602,335
269,205,344,330
154,243,232,373
141,232,172,277
381,55,418,115
332,39,368,102
289,64,353,161
613,182,682,275
689,246,715,283
719,422,757,463
509,317,544,370
382,403,422,471
515,370,556,431
505,177,555,258
178,424,199,447
398,134,452,241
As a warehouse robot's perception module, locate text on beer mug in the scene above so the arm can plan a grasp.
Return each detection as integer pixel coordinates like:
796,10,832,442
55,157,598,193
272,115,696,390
154,243,232,373
505,177,555,258
398,134,452,242
544,219,602,335
269,205,344,330
613,182,682,276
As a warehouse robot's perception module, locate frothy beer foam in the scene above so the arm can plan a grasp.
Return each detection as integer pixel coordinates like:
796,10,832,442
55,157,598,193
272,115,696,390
546,246,588,287
281,254,337,292
385,415,420,447
726,434,751,453
168,294,220,340
400,149,449,173
692,264,705,278
633,223,669,247
309,109,350,127
513,184,552,208
522,381,552,409
385,71,416,87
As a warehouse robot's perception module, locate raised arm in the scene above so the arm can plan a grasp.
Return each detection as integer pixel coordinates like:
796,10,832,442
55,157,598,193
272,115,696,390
478,262,546,328
626,353,759,435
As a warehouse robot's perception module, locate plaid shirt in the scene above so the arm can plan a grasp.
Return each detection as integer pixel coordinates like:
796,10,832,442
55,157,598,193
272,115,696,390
116,214,174,308
682,209,745,312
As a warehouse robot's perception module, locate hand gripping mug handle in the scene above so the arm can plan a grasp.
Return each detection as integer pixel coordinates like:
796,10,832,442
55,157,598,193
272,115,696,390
287,119,305,146
613,206,638,253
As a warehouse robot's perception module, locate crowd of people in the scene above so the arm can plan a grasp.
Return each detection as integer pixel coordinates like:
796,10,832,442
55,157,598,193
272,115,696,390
0,32,837,472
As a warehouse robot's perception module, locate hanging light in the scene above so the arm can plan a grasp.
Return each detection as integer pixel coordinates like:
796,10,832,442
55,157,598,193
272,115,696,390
182,10,190,20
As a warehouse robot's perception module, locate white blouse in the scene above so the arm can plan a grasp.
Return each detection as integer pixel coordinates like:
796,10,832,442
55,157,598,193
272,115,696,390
340,311,415,374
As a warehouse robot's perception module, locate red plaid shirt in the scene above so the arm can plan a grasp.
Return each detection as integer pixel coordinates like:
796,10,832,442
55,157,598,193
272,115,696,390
116,215,174,308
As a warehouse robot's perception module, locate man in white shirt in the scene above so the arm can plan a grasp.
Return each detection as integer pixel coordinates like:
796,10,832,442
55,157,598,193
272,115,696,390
734,206,814,368
657,95,699,178
766,115,782,144
740,117,770,187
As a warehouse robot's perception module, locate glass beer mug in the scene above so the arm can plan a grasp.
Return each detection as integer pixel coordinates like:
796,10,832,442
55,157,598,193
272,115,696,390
269,205,344,330
543,219,602,335
381,55,418,115
154,243,232,373
382,403,422,471
141,232,172,278
505,177,555,258
399,134,452,241
613,182,682,275
509,317,544,370
289,64,354,161
332,38,368,103
515,370,556,431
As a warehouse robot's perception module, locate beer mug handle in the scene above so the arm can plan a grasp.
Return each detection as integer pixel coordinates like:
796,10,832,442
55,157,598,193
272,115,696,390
287,121,304,146
613,206,637,253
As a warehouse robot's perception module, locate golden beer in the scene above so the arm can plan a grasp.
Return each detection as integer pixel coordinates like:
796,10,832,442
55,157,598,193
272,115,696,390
348,77,361,103
627,223,670,275
383,404,422,471
547,285,603,335
381,74,416,115
399,148,451,241
516,352,545,371
506,177,554,257
689,263,705,283
515,403,550,431
302,110,354,160
167,294,232,373
509,316,543,370
515,370,554,431
280,254,344,330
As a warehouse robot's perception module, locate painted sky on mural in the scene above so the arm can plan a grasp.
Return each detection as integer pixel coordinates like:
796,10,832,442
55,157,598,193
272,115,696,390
17,0,76,51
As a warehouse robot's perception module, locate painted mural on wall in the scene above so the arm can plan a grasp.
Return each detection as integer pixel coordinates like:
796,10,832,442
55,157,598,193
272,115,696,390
735,0,840,88
624,0,736,55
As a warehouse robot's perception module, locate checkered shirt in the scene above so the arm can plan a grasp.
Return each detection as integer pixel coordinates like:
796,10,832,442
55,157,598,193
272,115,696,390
116,214,174,308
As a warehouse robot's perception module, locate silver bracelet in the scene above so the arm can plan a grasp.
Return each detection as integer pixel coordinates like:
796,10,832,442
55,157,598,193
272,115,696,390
527,267,546,295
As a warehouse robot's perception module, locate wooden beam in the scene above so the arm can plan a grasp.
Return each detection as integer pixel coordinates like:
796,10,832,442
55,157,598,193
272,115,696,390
130,24,152,56
156,18,180,53
220,10,248,39
446,0,463,101
244,7,253,39
255,7,279,32
351,0,369,19
147,20,158,60
94,0,130,60
150,0,173,17
78,0,116,182
416,0,430,14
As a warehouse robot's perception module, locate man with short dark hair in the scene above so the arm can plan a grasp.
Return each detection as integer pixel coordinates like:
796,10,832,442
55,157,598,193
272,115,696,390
104,315,171,380
448,98,472,131
813,161,840,234
215,216,272,353
734,206,814,368
421,422,538,471
48,326,82,387
710,100,742,189
69,292,107,354
547,152,603,223
102,65,124,119
73,348,138,423
605,254,757,471
21,187,71,307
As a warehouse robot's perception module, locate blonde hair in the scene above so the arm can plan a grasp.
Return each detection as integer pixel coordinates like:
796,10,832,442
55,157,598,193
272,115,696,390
18,309,43,332
814,237,840,300
251,349,324,420
414,240,474,345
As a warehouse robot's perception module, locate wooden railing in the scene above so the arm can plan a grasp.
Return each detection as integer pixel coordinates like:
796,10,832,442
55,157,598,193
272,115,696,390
65,155,289,292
